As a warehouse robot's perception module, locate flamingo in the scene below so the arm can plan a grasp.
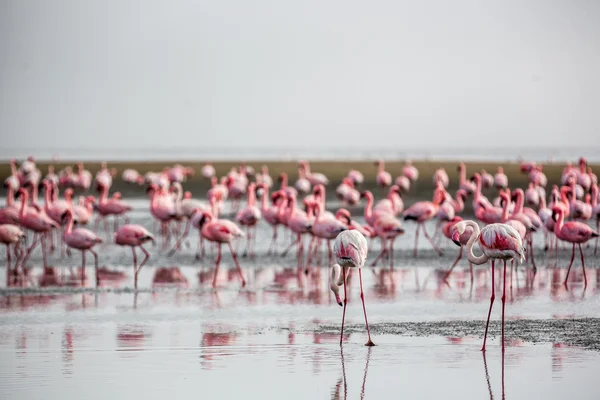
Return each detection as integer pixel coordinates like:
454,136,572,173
4,159,21,192
257,183,285,254
114,224,155,289
451,220,525,352
441,217,474,282
146,184,176,248
347,169,364,185
44,165,59,187
375,160,392,191
18,189,59,270
61,209,102,286
202,163,216,179
433,168,450,189
0,183,20,225
480,170,494,189
552,207,598,287
122,169,144,185
95,184,132,238
0,224,25,282
394,175,410,194
457,163,476,194
494,167,508,189
256,165,273,189
235,183,261,257
278,172,298,198
299,161,329,186
402,161,419,182
402,187,446,256
369,213,405,268
329,230,374,346
306,197,347,270
195,210,246,288
280,193,313,268
295,166,312,194
592,184,600,254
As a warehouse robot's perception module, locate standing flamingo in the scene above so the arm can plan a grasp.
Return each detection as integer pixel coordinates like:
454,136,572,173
196,210,246,288
441,217,474,282
18,189,58,270
451,220,525,352
402,161,419,182
235,183,261,257
402,188,446,256
552,207,598,287
114,224,155,289
329,230,374,346
0,224,25,283
375,160,392,192
61,209,103,286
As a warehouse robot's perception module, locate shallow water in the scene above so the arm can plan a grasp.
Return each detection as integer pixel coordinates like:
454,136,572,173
2,198,600,399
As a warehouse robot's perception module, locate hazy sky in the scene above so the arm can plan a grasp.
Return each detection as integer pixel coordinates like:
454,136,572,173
1,0,599,152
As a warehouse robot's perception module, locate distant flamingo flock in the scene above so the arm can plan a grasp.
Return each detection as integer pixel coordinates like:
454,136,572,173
1,156,599,350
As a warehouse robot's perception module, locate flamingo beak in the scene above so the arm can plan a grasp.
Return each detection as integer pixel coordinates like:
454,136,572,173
451,231,461,246
335,294,342,306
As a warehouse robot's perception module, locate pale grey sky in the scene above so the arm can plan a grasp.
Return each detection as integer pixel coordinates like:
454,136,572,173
1,0,599,153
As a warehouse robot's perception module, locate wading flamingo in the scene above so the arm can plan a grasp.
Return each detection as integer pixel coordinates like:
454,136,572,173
329,230,374,346
552,207,598,287
61,209,103,286
402,187,446,257
114,224,155,289
235,183,261,257
451,220,525,352
0,224,25,283
18,189,58,270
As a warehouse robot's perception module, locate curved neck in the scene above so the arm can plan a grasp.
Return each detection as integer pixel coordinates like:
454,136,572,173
247,186,256,206
463,221,489,265
10,161,17,176
364,192,373,220
280,174,288,189
592,186,598,208
6,185,14,207
378,161,384,173
260,187,269,211
514,191,524,214
501,196,510,222
30,184,38,205
65,212,74,234
539,194,547,210
44,185,52,211
20,193,28,218
454,191,464,211
100,186,108,203
459,165,466,184
555,211,564,232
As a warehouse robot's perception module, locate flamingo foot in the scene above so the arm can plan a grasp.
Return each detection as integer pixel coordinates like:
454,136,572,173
365,339,376,347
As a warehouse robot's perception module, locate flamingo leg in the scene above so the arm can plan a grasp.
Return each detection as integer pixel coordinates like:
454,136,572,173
564,243,576,286
167,219,191,256
481,260,495,352
528,233,536,272
370,239,387,267
281,236,300,257
228,242,246,287
139,244,150,267
20,233,39,270
595,219,599,255
81,249,86,286
413,223,420,257
212,244,222,288
267,226,278,255
421,223,443,256
443,248,463,281
359,268,375,346
578,243,587,287
469,262,474,285
340,266,348,346
41,234,49,269
389,237,396,269
501,260,507,353
6,244,12,284
89,248,99,287
131,247,139,290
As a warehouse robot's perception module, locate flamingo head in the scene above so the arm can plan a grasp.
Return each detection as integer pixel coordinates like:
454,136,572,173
456,163,465,172
184,167,195,176
271,190,285,205
551,207,563,222
360,191,372,201
64,188,73,199
451,221,468,246
60,209,73,224
456,189,467,200
335,208,351,224
277,172,287,182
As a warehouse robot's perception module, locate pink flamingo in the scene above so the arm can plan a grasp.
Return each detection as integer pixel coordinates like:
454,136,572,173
457,163,476,194
441,216,474,282
0,183,20,225
0,224,25,282
373,185,403,216
122,169,144,185
306,196,347,271
394,175,410,194
402,188,446,256
433,168,450,188
256,165,274,189
402,161,419,182
329,230,374,346
61,209,102,286
592,184,600,254
146,183,177,248
480,169,494,189
202,163,216,179
295,165,312,194
552,207,598,287
299,161,329,186
375,160,392,191
452,220,525,352
235,183,261,257
257,183,286,254
196,210,246,288
347,169,364,185
494,167,508,189
95,185,132,238
280,193,314,268
278,172,298,198
18,189,58,269
114,224,155,289
369,213,405,268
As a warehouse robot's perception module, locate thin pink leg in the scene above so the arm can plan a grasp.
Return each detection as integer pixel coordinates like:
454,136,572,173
359,269,375,346
421,223,443,256
481,260,495,352
564,243,576,286
413,224,420,257
132,247,138,289
212,244,222,288
501,260,507,353
89,248,99,287
578,243,587,287
228,242,246,287
81,250,86,286
443,248,463,281
340,266,348,346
